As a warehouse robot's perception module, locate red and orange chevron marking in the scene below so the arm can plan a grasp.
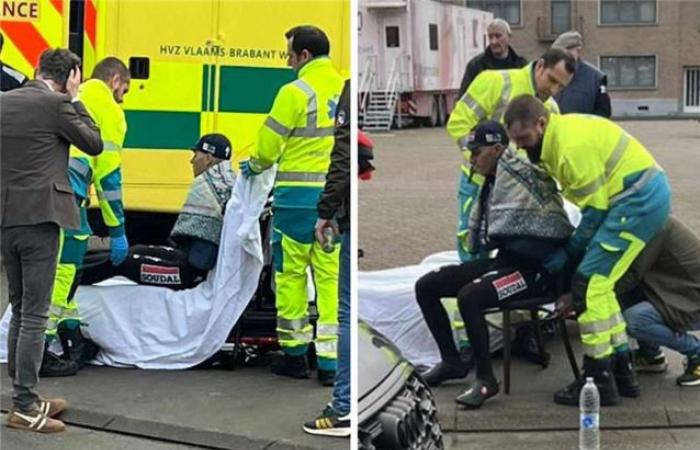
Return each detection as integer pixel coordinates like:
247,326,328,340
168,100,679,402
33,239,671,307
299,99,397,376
0,0,88,75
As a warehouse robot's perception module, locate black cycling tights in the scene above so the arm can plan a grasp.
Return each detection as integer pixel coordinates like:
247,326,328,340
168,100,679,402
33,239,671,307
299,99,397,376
80,245,206,290
415,258,550,381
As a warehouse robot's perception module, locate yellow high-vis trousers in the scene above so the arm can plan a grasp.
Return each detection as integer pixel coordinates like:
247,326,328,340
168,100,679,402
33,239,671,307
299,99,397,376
273,230,339,371
47,230,89,338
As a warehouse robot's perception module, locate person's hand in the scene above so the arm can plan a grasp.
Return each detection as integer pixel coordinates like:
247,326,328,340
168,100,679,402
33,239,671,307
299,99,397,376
110,235,129,266
239,160,260,178
542,247,569,274
66,66,81,99
555,293,574,317
314,218,338,244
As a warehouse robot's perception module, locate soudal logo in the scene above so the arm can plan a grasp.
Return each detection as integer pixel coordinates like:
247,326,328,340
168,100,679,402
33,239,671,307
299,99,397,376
140,264,181,285
492,271,527,300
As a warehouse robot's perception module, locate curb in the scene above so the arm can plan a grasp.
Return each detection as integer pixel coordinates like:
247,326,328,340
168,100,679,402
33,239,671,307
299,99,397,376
1,395,324,450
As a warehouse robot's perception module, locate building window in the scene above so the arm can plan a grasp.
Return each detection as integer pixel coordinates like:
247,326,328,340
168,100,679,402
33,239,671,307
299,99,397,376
551,0,571,35
600,56,656,89
429,24,439,51
600,0,656,25
386,26,399,48
467,0,521,26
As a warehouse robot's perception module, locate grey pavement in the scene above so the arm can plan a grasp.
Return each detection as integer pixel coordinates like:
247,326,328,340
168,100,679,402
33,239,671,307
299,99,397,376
359,121,700,447
445,428,700,450
0,413,203,450
432,325,700,433
0,363,348,450
359,121,700,270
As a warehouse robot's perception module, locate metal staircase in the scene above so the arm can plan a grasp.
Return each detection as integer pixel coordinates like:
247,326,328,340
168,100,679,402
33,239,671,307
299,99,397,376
360,56,401,131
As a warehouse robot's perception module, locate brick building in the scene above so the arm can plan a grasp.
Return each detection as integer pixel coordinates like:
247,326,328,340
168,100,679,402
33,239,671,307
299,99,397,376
454,0,700,117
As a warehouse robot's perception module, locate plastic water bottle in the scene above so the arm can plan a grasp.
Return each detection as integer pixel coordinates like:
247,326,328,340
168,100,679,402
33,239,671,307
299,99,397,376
322,227,335,253
580,377,600,450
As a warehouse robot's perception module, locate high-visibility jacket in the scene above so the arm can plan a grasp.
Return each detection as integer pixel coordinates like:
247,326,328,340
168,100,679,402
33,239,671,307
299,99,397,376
540,114,659,251
250,56,344,200
68,79,127,237
447,63,560,179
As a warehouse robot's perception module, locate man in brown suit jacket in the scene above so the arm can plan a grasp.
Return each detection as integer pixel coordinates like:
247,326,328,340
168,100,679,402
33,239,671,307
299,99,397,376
1,48,103,433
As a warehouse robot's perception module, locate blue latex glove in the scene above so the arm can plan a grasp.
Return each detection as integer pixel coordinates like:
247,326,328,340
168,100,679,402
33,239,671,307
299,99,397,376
239,160,260,178
110,235,129,266
542,247,569,274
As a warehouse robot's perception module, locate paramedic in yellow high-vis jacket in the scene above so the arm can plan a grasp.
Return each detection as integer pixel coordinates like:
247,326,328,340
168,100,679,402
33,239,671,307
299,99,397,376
240,26,344,386
41,58,130,377
504,95,671,407
446,48,575,262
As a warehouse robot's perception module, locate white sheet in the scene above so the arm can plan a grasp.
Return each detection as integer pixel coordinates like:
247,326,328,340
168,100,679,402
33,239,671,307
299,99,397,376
358,203,581,368
0,170,274,369
358,252,456,368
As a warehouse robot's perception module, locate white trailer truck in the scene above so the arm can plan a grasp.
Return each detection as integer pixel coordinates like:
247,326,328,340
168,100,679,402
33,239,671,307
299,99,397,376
359,0,492,130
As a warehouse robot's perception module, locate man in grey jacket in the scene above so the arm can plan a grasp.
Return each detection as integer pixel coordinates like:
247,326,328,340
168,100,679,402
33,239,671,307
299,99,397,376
616,216,700,386
1,48,103,432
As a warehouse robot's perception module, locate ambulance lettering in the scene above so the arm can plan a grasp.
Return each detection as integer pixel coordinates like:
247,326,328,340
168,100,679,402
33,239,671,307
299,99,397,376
1,1,39,21
140,264,181,285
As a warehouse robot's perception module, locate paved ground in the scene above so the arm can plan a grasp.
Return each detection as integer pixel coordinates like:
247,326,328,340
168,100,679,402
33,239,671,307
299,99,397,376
437,331,700,449
0,362,347,450
445,428,700,450
0,248,346,447
359,120,700,270
359,121,700,448
1,413,203,450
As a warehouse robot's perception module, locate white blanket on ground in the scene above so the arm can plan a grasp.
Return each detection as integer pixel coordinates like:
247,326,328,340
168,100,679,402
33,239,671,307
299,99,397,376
358,202,582,368
0,171,274,369
358,252,459,368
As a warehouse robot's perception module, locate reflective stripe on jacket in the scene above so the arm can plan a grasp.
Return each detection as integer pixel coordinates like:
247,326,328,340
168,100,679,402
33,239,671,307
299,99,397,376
250,57,344,190
447,62,560,150
68,79,127,237
540,114,658,212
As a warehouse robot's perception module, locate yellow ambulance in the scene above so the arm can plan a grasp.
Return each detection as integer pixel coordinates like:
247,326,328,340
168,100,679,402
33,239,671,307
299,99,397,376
1,0,350,239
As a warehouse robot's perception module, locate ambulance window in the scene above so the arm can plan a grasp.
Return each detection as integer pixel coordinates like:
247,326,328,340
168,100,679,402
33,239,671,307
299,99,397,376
429,24,438,51
129,57,150,80
386,26,400,48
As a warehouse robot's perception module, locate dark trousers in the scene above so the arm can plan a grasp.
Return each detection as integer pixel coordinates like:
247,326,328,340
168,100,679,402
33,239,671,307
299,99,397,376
415,258,552,381
80,245,205,290
2,223,60,411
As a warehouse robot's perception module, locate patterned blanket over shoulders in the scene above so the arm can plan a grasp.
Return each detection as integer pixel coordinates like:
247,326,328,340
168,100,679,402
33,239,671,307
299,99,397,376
170,160,237,245
468,147,574,254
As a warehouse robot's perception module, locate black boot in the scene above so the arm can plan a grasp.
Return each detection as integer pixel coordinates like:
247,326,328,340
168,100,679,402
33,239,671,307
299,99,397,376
420,357,470,387
454,376,499,409
57,322,99,370
271,353,311,379
613,351,640,398
39,345,78,378
553,355,620,406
